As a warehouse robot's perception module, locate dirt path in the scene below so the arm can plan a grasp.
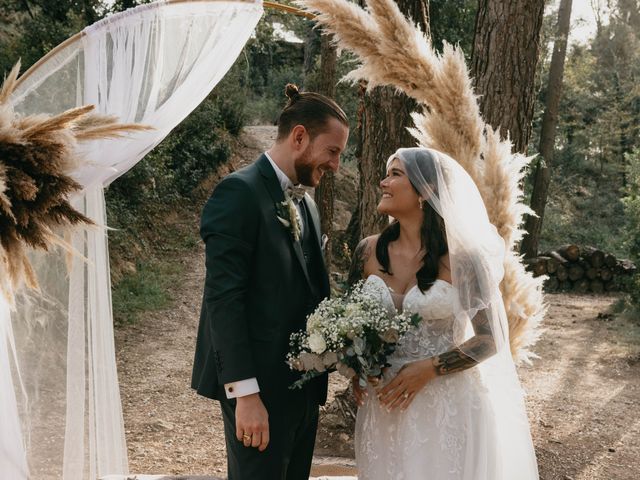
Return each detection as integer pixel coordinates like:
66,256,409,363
520,294,640,480
115,127,640,479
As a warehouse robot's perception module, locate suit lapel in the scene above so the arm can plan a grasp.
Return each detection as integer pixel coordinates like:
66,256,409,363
304,195,323,251
257,155,313,288
257,154,285,205
302,195,331,298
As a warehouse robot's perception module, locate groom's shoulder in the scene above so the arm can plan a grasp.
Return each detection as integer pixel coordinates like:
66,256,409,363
212,159,261,194
220,157,262,185
203,161,264,216
225,162,257,182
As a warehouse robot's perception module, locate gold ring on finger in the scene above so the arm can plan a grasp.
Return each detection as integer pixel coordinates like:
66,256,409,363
403,392,409,399
243,434,251,441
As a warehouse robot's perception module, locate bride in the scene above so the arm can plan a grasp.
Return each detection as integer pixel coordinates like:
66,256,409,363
348,147,539,479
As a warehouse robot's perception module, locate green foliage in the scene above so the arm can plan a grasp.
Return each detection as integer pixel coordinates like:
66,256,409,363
623,149,640,258
167,100,232,196
537,160,628,257
429,0,477,58
105,51,250,204
236,13,308,124
244,63,304,124
107,0,152,13
244,15,306,92
528,0,640,260
215,70,248,136
223,1,478,143
531,1,640,171
105,96,234,205
111,260,182,325
0,0,101,75
622,149,640,310
105,68,246,252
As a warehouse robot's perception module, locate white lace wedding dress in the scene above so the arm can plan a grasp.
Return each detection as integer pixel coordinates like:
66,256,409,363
354,274,538,480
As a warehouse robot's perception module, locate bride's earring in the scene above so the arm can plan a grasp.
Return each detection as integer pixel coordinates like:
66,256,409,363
418,198,423,210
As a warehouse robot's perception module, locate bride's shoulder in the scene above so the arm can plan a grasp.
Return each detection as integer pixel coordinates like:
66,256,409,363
437,252,452,284
352,235,380,260
347,235,380,286
361,234,380,249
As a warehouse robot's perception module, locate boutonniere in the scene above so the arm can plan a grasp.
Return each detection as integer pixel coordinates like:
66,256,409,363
275,193,302,242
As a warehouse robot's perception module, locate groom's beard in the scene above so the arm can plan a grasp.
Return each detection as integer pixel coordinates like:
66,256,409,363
294,147,320,187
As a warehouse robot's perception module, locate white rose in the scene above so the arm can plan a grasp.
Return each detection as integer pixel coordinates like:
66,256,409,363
308,332,327,354
306,313,322,332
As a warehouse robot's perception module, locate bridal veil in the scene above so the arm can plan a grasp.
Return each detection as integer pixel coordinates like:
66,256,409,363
392,147,538,479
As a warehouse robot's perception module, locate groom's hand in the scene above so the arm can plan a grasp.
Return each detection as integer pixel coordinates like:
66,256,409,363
235,393,270,451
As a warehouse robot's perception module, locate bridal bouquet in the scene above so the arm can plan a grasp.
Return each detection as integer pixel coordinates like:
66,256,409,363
287,280,421,389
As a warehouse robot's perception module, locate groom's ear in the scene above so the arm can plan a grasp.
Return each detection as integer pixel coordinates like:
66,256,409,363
290,124,310,151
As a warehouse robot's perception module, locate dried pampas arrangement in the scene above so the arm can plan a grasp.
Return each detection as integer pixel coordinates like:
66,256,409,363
0,62,149,305
299,0,546,362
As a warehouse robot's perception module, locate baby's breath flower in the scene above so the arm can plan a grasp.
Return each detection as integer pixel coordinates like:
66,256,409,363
287,279,422,389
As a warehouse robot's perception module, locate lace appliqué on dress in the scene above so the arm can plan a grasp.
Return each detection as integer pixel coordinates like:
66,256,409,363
354,275,495,480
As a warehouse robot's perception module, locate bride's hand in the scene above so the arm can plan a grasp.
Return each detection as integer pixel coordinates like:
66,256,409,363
377,358,436,411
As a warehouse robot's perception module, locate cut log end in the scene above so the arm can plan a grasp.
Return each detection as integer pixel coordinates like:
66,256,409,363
532,245,636,295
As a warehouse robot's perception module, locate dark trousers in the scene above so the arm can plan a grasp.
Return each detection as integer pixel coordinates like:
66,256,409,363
220,386,319,480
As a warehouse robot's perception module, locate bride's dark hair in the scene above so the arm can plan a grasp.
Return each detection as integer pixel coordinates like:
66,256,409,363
375,151,448,292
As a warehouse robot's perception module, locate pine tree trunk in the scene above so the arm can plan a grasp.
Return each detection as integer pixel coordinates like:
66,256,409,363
470,0,545,154
520,0,573,258
358,87,419,238
314,33,338,267
350,0,429,249
303,28,320,82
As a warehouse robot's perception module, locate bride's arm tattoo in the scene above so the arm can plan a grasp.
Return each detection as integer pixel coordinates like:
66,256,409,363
348,239,372,286
432,309,496,375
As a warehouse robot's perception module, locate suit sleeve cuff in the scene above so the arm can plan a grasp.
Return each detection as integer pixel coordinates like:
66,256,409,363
224,378,260,399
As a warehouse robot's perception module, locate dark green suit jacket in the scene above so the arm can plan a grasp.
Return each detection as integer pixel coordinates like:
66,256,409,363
191,154,330,408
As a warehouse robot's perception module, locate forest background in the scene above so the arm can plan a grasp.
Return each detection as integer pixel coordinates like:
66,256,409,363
1,0,639,320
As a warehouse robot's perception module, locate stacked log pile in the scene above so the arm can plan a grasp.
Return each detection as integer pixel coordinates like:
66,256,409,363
525,245,637,294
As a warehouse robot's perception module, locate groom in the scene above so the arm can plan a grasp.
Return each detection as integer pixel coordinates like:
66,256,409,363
192,84,349,479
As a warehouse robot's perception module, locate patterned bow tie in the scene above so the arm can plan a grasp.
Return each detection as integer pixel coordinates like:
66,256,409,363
286,185,307,202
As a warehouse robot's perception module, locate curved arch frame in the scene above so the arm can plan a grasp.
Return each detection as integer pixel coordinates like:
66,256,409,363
14,0,313,91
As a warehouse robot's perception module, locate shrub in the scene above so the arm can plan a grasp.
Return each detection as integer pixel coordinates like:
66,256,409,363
168,98,231,196
622,148,640,310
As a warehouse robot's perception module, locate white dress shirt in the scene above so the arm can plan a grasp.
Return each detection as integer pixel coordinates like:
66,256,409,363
224,152,304,399
265,151,294,193
266,151,305,237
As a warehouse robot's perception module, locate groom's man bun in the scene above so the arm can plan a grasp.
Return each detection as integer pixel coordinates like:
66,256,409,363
277,83,348,141
284,83,301,101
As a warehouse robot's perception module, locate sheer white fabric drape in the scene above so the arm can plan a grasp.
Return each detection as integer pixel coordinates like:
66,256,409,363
2,1,263,478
